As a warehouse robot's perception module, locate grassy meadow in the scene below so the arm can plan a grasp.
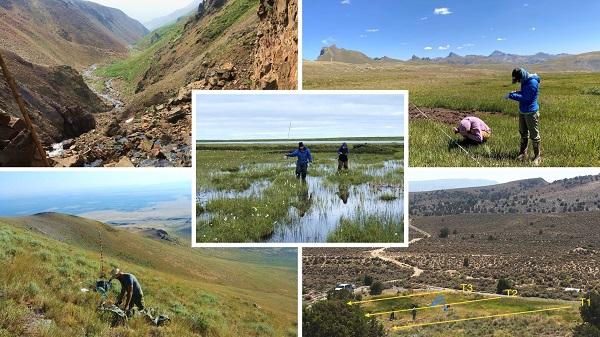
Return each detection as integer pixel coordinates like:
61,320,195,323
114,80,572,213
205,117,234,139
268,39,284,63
303,62,600,167
0,216,297,337
196,142,404,243
358,290,580,337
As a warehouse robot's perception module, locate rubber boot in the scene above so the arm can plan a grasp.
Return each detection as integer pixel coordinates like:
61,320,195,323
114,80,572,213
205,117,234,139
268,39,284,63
516,139,528,161
532,142,541,166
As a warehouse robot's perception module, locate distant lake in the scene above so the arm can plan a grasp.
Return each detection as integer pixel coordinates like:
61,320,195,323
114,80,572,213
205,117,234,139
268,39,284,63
0,184,190,217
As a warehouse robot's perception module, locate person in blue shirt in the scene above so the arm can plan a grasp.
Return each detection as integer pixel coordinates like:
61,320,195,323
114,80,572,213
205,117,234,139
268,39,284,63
286,142,313,182
506,67,542,166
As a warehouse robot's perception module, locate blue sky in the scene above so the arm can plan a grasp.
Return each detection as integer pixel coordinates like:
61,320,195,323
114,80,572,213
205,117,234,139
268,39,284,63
0,171,190,199
90,0,193,22
195,94,405,140
304,0,600,60
410,168,600,185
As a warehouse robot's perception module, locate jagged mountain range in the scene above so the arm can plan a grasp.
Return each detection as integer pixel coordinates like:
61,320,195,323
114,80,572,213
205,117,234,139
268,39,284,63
316,45,600,71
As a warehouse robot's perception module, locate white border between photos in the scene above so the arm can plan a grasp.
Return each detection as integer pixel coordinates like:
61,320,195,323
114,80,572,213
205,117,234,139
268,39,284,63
191,89,409,248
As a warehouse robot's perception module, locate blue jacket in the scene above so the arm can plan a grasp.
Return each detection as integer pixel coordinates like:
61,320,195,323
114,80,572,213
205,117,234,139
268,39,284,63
509,69,541,113
287,148,313,165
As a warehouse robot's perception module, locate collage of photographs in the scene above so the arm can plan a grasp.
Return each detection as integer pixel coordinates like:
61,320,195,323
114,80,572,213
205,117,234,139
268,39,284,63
0,0,598,336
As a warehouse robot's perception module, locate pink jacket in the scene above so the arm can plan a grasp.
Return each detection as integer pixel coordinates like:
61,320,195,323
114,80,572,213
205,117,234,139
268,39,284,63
458,117,491,143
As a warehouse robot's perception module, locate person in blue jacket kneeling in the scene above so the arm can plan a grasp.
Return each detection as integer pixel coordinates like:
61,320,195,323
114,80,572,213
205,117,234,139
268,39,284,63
506,67,542,166
286,142,313,183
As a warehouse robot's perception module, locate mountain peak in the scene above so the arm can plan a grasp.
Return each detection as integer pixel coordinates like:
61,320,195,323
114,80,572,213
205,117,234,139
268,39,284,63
447,52,461,58
489,50,506,57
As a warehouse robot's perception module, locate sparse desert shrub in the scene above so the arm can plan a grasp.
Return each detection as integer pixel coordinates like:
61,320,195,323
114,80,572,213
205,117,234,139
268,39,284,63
327,289,353,301
439,227,449,238
463,257,469,268
496,278,512,295
370,281,384,295
363,275,373,286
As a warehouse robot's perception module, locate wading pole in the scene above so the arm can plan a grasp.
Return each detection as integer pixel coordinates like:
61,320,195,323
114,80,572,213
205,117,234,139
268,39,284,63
0,51,49,166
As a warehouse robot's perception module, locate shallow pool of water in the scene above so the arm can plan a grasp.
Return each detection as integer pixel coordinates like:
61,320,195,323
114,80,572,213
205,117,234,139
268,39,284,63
265,176,403,243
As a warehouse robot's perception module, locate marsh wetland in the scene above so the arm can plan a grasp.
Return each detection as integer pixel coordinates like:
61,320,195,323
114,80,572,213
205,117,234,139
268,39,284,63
196,142,404,243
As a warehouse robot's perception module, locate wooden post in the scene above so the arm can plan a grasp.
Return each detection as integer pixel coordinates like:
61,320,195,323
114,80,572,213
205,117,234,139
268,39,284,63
0,50,50,166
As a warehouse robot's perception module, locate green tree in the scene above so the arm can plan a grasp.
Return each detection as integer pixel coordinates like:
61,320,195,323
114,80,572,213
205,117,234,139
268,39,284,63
363,275,373,286
303,301,386,337
370,281,384,296
496,278,512,295
575,291,600,337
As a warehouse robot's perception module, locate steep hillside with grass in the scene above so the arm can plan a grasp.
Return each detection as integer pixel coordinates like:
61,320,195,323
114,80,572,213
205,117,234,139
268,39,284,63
0,0,147,69
0,213,297,337
103,0,259,107
100,0,298,109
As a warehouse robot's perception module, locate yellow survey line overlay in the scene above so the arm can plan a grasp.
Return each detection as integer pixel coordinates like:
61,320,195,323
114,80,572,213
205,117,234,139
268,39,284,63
347,290,448,305
365,297,502,317
391,306,573,331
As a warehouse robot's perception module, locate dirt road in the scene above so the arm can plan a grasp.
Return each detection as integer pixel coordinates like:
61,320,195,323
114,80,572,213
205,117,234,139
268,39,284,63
369,247,424,278
408,224,431,244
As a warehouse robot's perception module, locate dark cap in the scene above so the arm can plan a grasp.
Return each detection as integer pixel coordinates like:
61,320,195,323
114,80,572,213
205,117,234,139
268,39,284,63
512,68,523,83
298,142,304,147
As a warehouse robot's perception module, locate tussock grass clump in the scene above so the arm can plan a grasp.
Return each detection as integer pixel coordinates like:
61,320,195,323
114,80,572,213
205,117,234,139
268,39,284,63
327,214,402,243
379,194,398,201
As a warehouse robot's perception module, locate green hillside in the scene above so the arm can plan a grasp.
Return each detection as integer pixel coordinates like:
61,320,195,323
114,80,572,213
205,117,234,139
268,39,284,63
0,214,297,337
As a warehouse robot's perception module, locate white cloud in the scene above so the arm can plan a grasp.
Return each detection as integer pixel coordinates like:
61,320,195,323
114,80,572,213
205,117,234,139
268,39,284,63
341,0,350,4
531,27,536,31
321,37,336,44
463,43,475,47
359,34,367,38
497,37,507,41
420,16,428,21
438,44,450,50
424,46,433,50
523,3,529,6
434,7,452,15
365,28,380,32
457,46,463,50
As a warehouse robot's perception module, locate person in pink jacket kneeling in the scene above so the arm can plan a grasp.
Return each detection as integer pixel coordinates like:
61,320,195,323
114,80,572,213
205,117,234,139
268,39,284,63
453,116,491,143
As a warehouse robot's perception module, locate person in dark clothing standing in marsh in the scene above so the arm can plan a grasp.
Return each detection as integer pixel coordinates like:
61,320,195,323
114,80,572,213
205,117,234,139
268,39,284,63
110,268,145,316
286,142,313,182
337,142,349,171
